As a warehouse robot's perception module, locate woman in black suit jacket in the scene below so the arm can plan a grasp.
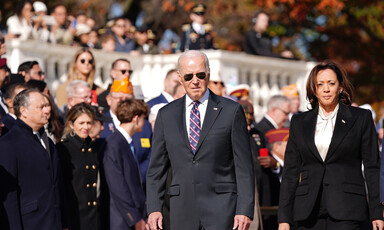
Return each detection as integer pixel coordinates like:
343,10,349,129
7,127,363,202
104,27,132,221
278,60,383,230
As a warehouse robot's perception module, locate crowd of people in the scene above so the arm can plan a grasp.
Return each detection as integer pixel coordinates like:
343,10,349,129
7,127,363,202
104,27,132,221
0,1,297,59
0,1,384,230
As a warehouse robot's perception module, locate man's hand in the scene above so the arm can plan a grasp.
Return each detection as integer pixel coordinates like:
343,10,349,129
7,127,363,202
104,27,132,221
373,219,384,230
148,212,163,230
135,219,147,230
257,156,278,168
233,215,251,230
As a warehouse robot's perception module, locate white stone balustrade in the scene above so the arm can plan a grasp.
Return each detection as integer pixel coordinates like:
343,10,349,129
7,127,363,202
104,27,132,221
4,39,316,121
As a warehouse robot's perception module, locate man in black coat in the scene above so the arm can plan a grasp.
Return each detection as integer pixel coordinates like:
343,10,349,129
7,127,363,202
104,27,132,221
244,11,294,59
0,89,64,230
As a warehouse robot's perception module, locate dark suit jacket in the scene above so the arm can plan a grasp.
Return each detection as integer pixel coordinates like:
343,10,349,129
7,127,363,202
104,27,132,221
244,30,282,58
278,103,382,224
1,114,16,136
0,120,63,230
255,116,276,136
103,130,146,230
100,111,152,187
146,91,255,230
147,94,168,108
380,140,384,204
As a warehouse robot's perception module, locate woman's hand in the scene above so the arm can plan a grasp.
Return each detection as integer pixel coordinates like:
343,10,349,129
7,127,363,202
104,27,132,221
278,223,290,230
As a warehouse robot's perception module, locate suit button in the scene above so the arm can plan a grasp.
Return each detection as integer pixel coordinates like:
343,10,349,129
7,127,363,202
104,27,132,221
85,165,89,170
93,183,97,188
192,160,196,164
86,184,90,188
82,148,85,152
87,202,91,206
93,201,97,206
92,165,96,170
88,148,92,152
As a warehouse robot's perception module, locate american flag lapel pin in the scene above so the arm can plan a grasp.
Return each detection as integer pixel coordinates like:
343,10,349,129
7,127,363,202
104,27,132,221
213,107,218,110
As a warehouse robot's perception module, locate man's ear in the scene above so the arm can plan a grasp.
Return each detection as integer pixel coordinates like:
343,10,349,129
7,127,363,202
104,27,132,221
19,106,27,118
5,98,12,109
106,95,112,107
132,115,139,124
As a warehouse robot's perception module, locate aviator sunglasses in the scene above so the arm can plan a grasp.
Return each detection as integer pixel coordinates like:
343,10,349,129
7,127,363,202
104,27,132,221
183,72,206,81
80,59,94,65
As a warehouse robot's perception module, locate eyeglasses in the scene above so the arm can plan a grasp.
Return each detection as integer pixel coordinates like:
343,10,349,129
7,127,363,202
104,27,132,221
277,108,290,116
115,69,133,75
73,94,92,101
183,72,206,81
194,12,205,16
31,71,45,76
80,59,94,65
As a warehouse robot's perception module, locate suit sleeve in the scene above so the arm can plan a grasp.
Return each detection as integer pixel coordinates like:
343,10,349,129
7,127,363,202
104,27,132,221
0,143,23,230
146,110,170,214
231,104,255,218
360,110,383,220
380,140,384,204
103,143,143,227
278,116,302,224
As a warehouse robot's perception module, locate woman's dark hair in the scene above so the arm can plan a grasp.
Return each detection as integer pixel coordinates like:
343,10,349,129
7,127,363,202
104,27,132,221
43,94,63,143
16,0,32,19
306,60,353,109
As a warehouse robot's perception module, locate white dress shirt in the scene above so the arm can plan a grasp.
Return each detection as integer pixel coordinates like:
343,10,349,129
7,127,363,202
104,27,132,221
110,110,121,128
314,104,339,161
162,91,174,103
185,90,209,137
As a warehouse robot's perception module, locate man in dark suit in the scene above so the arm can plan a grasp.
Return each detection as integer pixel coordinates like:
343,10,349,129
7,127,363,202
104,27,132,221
1,83,28,136
0,89,64,229
180,4,214,52
380,135,384,207
244,11,294,59
100,78,152,188
0,58,9,118
147,50,254,230
147,69,179,108
103,99,149,230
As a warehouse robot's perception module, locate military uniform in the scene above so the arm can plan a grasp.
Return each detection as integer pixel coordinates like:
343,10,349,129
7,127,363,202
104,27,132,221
56,135,107,230
180,3,214,52
180,23,214,52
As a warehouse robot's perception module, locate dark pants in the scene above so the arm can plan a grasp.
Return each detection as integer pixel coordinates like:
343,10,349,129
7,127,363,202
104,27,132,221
295,185,365,230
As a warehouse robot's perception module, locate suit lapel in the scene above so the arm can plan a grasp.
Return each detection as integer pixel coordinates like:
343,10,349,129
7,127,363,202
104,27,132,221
195,93,222,154
325,103,355,161
302,107,323,163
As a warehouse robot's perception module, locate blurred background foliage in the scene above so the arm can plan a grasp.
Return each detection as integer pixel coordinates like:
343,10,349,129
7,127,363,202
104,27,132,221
1,0,384,103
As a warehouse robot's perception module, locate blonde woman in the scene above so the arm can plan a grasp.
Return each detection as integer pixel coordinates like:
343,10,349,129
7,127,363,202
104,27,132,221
56,48,104,107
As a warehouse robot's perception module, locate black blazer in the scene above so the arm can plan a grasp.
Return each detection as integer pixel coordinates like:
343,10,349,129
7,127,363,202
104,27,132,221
278,103,382,224
146,91,255,230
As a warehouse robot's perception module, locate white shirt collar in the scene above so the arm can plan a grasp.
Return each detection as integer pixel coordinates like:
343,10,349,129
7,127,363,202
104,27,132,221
110,110,121,127
162,91,174,103
192,22,205,35
264,114,279,129
8,113,17,120
116,125,132,144
185,89,209,107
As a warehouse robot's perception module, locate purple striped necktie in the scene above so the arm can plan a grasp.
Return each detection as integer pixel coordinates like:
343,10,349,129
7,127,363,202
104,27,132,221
189,101,201,154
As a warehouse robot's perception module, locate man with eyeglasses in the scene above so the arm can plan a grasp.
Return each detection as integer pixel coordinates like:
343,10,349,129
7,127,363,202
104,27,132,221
98,58,133,111
59,80,92,120
180,3,215,52
147,50,254,230
253,94,291,229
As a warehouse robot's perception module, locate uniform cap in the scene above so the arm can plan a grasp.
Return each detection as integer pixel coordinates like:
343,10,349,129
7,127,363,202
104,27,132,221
110,77,133,94
282,84,299,96
265,128,289,144
192,4,206,14
0,58,6,69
